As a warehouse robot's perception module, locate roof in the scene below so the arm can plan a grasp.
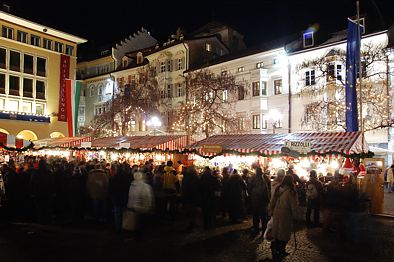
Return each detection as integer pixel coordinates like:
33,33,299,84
0,10,87,44
91,135,190,150
34,137,92,149
189,131,368,157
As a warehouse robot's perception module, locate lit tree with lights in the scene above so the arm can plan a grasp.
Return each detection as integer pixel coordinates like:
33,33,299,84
90,66,161,137
172,69,246,138
299,42,393,132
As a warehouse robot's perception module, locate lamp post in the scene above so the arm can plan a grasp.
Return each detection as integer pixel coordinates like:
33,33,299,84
269,109,282,134
146,116,162,136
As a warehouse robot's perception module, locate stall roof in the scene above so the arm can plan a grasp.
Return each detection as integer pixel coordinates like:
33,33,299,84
189,131,368,156
34,137,92,149
0,132,32,150
91,135,190,150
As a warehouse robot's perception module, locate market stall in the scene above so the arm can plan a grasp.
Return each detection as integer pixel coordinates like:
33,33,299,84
0,131,34,163
188,131,371,178
87,135,192,164
32,136,92,158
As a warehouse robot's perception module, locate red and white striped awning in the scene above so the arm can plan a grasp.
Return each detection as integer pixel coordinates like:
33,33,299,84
189,131,368,157
91,135,191,151
0,132,32,149
34,136,92,149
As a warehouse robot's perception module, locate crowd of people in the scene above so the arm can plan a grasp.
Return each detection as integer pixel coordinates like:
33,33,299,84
0,155,368,261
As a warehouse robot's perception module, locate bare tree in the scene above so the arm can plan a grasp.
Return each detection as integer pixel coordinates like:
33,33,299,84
298,42,393,132
172,69,247,138
91,65,161,137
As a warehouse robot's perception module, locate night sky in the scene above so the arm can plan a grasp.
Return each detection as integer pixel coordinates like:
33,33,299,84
8,0,394,50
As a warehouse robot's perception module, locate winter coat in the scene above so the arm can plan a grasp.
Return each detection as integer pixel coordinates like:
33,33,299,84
163,166,177,191
200,172,220,206
182,171,201,206
30,168,55,200
271,180,281,201
109,172,131,207
127,180,154,214
248,174,270,210
86,169,109,199
270,186,298,242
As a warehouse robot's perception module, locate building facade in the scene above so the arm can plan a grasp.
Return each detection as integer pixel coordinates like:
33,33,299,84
0,10,86,140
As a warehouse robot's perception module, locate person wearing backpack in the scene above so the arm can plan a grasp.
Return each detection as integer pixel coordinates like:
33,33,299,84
305,170,323,227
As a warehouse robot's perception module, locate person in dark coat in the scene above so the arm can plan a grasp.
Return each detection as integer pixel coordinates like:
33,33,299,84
305,169,323,227
86,163,109,223
200,166,220,229
109,164,131,232
68,166,86,224
226,169,245,223
220,167,230,219
30,158,55,224
3,162,22,220
181,165,201,230
248,167,270,237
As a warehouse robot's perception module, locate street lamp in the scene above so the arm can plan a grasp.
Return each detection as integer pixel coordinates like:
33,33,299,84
146,116,162,136
269,109,282,134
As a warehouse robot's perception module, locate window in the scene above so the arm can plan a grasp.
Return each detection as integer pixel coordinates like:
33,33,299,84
2,26,13,39
160,89,165,99
261,81,267,96
237,66,244,73
336,65,342,81
177,58,183,70
89,86,94,97
23,78,33,98
206,43,212,52
55,42,64,53
273,58,279,65
221,71,227,76
167,84,172,98
22,102,32,113
177,83,184,97
256,62,264,69
0,73,5,94
7,100,18,112
327,64,335,81
167,60,172,72
238,86,245,100
0,48,5,69
160,62,166,73
9,75,20,96
262,115,268,129
303,32,314,47
0,99,3,110
43,39,52,50
252,81,260,96
222,89,228,102
78,106,85,122
36,80,45,99
31,35,40,47
66,45,74,56
10,51,20,72
252,114,260,129
98,85,103,96
35,104,44,115
274,79,282,95
305,70,315,86
357,61,367,78
23,54,34,74
17,31,27,43
36,57,46,77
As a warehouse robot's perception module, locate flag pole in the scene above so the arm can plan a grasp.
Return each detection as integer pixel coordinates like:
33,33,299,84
357,0,365,152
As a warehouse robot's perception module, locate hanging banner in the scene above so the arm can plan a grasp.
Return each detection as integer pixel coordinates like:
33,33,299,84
58,55,70,122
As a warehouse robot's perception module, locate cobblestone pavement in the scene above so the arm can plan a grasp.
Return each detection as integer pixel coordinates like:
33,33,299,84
1,211,394,262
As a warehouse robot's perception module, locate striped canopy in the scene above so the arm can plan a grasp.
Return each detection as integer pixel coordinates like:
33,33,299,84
91,135,190,151
0,132,32,150
34,136,92,149
189,131,368,156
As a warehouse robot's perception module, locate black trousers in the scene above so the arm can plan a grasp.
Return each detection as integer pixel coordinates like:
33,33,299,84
306,198,320,225
270,239,288,261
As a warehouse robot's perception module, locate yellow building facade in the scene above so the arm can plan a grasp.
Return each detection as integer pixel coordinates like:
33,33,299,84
0,11,86,140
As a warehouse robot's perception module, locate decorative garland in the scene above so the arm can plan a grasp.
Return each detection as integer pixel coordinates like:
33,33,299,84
0,142,35,152
31,146,374,160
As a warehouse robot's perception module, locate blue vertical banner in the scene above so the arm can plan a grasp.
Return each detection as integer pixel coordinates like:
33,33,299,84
345,19,363,132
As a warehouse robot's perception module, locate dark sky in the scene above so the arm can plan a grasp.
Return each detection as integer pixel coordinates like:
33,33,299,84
8,0,394,50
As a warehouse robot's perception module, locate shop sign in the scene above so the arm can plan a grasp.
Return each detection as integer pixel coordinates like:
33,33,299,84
284,141,311,153
119,142,131,149
81,142,92,148
202,144,222,154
